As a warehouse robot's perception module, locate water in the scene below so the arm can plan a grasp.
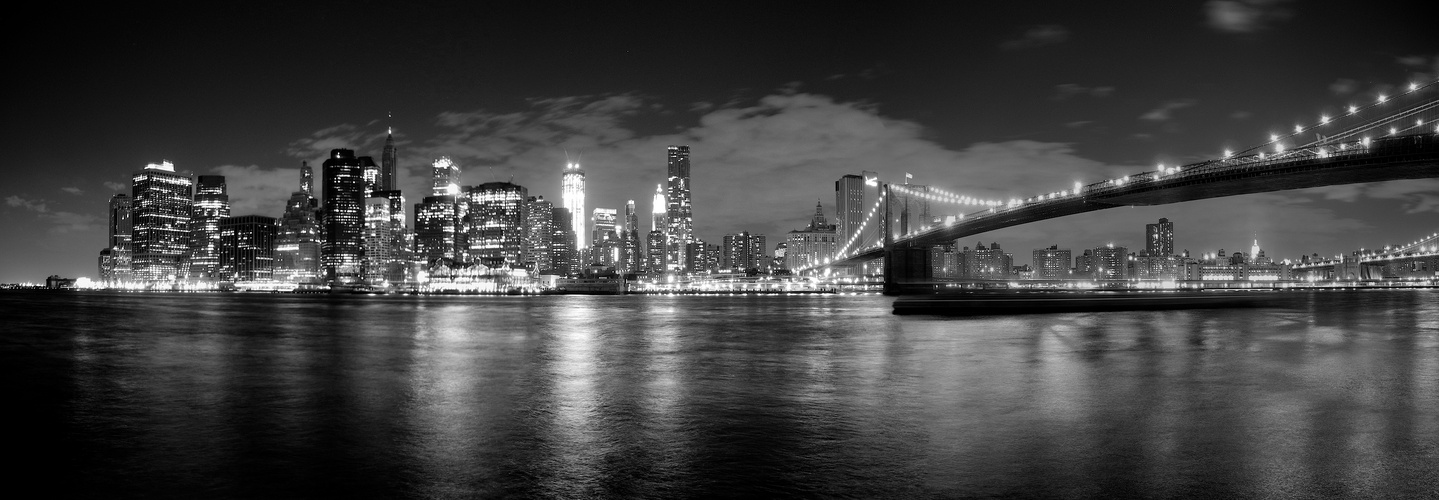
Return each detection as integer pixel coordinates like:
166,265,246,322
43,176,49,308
4,290,1437,498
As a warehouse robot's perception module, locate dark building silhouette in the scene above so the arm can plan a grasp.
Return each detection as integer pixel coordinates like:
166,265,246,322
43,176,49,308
321,149,364,284
381,127,397,191
219,215,276,282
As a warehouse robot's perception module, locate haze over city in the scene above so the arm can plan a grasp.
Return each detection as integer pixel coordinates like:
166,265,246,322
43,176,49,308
5,1,1436,283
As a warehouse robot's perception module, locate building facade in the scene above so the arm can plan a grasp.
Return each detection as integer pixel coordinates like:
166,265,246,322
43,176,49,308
562,161,586,251
666,146,694,270
785,202,838,272
189,175,229,281
322,149,365,284
130,161,194,283
218,215,276,282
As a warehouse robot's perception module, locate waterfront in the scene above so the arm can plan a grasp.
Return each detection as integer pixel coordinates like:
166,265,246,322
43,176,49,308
4,290,1437,498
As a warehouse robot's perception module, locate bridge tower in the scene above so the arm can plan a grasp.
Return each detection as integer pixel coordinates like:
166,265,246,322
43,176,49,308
882,182,934,295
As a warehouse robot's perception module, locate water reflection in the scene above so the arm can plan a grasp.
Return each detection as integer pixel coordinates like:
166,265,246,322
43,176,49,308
3,290,1436,497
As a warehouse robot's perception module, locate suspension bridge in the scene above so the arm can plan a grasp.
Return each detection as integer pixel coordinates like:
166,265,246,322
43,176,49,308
793,80,1439,294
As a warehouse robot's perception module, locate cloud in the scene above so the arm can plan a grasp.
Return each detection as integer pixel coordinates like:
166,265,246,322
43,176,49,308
40,211,102,234
1000,25,1069,50
1328,78,1357,95
1396,55,1428,67
4,195,97,234
1140,99,1197,121
61,187,83,195
1204,0,1293,33
103,181,127,192
208,164,302,217
1302,179,1439,214
1230,110,1252,120
6,195,47,212
1065,120,1093,129
1052,84,1115,101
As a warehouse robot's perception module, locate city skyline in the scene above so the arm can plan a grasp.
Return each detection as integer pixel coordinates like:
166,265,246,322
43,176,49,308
5,3,1437,283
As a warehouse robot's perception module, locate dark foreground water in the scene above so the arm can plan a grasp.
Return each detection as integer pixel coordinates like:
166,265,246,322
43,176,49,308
4,290,1437,498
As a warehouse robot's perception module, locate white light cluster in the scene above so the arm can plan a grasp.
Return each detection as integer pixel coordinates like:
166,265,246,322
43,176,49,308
1229,79,1436,160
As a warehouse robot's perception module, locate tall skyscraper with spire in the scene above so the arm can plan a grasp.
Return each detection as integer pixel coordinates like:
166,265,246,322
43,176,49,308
666,145,693,270
561,160,586,250
381,124,397,191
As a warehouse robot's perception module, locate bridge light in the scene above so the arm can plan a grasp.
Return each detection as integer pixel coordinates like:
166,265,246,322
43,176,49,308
1361,136,1371,147
1390,127,1397,136
1269,134,1279,142
1320,115,1330,125
1294,125,1303,134
1275,143,1284,153
1224,149,1233,158
1348,105,1358,115
1409,82,1418,92
1377,94,1388,103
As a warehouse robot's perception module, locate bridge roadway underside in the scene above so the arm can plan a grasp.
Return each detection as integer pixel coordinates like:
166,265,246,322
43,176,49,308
842,142,1439,271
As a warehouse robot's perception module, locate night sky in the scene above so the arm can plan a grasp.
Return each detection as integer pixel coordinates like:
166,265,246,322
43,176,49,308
4,1,1436,283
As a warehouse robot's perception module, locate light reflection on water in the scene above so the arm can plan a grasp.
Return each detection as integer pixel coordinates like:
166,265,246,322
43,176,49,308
3,290,1437,497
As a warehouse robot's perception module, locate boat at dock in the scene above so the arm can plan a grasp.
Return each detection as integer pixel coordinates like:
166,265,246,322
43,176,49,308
893,290,1302,315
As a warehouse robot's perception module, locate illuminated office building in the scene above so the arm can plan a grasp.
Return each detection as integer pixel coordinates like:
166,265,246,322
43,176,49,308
362,197,395,284
562,161,586,250
550,207,577,276
131,161,194,283
99,193,134,285
368,189,409,283
218,215,276,282
835,174,866,246
189,175,229,280
527,196,554,273
322,149,365,284
381,127,397,191
359,156,380,196
415,195,460,264
1146,218,1174,256
646,231,666,274
723,231,766,271
431,157,460,197
274,164,321,283
465,182,528,269
591,207,618,267
666,145,693,269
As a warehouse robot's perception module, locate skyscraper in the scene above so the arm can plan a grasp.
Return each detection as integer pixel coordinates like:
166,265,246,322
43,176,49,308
189,175,230,280
621,200,641,274
651,184,666,232
100,193,134,286
550,207,577,277
526,196,555,273
432,157,460,196
561,161,586,250
300,161,314,199
835,174,865,247
322,149,365,284
666,145,693,269
591,208,618,267
415,195,460,264
1146,218,1174,256
723,231,766,271
218,215,276,282
381,126,397,191
369,189,409,283
466,182,529,269
359,156,380,197
362,197,395,284
131,161,193,283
